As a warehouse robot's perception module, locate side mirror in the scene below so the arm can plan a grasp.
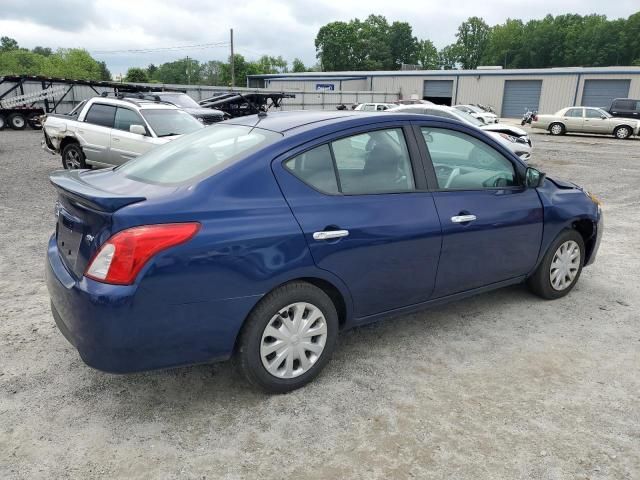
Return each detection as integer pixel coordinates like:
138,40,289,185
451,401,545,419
601,115,607,120
525,167,546,188
129,124,146,135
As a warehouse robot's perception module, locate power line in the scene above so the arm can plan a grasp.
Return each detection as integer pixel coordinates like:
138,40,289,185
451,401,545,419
92,41,230,55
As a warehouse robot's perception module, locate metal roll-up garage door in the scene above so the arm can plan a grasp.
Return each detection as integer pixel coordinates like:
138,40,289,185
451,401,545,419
423,80,453,105
501,80,542,118
581,79,630,108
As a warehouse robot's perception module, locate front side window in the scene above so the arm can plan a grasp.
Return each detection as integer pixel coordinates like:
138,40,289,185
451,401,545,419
422,127,517,190
118,124,281,185
114,107,146,133
362,104,376,111
565,108,583,118
84,104,116,128
585,108,605,119
140,109,203,137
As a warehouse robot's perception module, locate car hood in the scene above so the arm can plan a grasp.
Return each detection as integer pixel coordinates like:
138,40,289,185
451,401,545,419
181,107,224,117
481,123,527,136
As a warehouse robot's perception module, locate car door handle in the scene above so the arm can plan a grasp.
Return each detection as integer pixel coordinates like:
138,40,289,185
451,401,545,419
112,137,120,142
313,230,349,241
451,214,477,223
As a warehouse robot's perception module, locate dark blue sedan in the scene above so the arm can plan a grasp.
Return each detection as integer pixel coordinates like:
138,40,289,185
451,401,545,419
46,111,603,392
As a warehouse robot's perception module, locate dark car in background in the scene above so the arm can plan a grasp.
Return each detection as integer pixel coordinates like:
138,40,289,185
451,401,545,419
608,98,640,120
136,92,226,124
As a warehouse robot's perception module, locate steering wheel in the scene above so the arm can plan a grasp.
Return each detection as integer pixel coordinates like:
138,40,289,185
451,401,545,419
444,167,461,189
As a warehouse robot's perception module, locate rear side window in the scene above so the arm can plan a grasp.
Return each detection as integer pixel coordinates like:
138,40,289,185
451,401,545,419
114,107,145,133
84,104,116,128
565,108,583,118
118,124,281,185
613,99,635,110
284,145,339,194
284,128,416,195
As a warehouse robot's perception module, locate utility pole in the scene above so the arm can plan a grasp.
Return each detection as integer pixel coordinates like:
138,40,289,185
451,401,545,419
230,28,235,88
186,55,191,85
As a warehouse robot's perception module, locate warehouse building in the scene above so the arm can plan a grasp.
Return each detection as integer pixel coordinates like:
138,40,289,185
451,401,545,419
247,67,640,117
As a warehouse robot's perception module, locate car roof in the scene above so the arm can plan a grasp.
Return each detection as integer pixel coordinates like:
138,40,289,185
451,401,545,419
223,110,461,134
90,97,180,110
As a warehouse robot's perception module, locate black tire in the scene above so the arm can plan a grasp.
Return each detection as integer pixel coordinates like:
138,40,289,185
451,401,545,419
237,281,339,393
614,125,631,140
61,142,86,169
527,229,585,300
0,115,5,131
549,122,565,136
7,113,26,130
27,113,42,130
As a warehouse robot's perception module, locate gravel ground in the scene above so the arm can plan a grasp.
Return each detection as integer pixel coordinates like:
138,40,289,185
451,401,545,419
0,128,639,480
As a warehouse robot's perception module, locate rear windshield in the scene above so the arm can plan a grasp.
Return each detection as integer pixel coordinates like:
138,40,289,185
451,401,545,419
118,124,282,185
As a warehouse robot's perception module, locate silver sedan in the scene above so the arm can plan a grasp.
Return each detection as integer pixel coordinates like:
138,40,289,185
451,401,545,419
532,106,640,139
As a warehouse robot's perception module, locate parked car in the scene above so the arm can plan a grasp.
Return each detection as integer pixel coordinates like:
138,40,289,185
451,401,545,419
389,104,532,161
42,96,203,169
532,106,640,139
353,103,397,112
46,111,603,393
608,98,640,120
394,99,433,105
130,92,226,124
454,104,499,124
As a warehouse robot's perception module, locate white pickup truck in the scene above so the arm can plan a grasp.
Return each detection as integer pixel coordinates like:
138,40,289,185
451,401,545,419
42,96,204,169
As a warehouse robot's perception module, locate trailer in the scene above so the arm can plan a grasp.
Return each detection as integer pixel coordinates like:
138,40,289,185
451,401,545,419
199,91,295,117
0,75,180,131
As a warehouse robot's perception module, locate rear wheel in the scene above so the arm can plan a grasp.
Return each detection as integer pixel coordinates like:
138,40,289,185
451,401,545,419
549,123,565,136
614,126,631,139
237,282,339,393
8,113,26,130
27,113,42,130
527,229,585,299
61,143,86,169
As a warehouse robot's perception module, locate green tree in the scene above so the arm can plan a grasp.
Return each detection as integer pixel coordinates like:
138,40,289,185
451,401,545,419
98,61,111,81
438,45,459,70
417,39,438,69
0,36,19,52
389,21,419,68
42,49,102,79
315,20,359,70
147,63,158,78
153,58,202,84
125,67,149,82
0,50,44,75
200,60,225,85
453,16,490,68
291,58,306,72
32,46,53,56
481,19,525,68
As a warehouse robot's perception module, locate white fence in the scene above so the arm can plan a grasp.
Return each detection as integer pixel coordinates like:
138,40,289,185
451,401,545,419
0,79,400,114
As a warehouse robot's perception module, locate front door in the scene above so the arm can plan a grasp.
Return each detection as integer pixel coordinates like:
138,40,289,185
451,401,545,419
583,108,610,134
416,125,544,298
110,107,157,165
273,125,442,318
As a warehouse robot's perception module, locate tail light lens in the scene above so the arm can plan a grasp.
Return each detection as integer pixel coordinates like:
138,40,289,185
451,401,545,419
85,223,200,285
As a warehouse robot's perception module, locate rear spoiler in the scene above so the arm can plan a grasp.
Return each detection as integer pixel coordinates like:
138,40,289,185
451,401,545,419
50,170,146,212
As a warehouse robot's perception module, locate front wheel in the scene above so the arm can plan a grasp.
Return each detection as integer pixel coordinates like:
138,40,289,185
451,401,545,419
61,143,86,169
614,126,631,140
237,282,339,393
527,229,585,299
0,115,5,131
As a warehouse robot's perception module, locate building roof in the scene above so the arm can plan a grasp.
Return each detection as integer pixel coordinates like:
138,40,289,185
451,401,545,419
249,66,640,80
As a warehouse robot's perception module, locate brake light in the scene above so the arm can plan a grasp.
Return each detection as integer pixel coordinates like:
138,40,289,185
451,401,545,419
533,115,538,121
85,223,200,285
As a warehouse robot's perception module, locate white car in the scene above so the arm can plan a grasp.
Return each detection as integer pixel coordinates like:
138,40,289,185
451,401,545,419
454,104,499,124
354,103,397,112
42,96,204,169
389,104,532,161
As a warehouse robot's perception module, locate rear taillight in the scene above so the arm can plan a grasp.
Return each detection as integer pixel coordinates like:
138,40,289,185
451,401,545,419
85,223,200,285
533,115,538,121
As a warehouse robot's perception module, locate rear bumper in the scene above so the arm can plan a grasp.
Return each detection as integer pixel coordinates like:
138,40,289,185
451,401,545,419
46,235,258,373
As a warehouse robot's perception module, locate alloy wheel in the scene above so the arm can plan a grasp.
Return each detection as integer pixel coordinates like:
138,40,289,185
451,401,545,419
550,240,581,291
550,124,563,135
260,302,328,379
616,127,630,139
65,149,81,169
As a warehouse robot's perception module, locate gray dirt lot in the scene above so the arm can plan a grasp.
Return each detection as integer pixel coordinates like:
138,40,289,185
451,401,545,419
0,128,639,480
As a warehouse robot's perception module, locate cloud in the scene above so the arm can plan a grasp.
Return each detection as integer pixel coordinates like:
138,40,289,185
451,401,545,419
0,0,638,75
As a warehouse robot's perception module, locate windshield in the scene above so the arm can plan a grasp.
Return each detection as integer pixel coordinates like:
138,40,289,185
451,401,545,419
161,93,201,109
141,109,203,137
450,109,485,126
118,124,282,185
465,105,483,114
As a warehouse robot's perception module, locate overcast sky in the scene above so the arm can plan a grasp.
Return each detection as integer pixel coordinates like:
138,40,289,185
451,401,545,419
1,0,638,75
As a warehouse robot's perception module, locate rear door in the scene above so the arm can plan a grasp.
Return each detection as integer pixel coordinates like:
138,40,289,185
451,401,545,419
272,124,442,319
79,103,116,165
110,107,158,165
415,123,543,298
562,107,584,132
